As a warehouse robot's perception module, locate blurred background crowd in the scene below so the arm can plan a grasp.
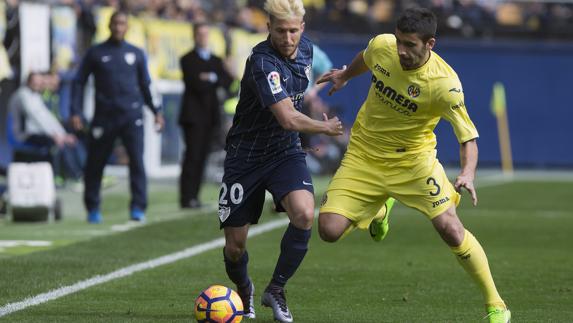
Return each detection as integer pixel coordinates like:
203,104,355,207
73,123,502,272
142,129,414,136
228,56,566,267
0,0,571,187
4,0,573,59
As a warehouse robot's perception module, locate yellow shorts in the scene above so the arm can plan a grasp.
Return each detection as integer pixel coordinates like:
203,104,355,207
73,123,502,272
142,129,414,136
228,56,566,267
319,149,460,228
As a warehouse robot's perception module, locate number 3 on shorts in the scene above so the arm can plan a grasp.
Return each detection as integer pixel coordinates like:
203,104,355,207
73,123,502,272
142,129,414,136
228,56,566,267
426,177,441,196
219,183,245,205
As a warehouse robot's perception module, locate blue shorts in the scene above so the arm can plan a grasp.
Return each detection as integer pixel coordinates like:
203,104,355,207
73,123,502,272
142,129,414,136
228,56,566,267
218,153,313,228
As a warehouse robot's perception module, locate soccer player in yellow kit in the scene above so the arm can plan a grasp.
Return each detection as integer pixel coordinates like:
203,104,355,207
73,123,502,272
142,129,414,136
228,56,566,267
316,8,510,323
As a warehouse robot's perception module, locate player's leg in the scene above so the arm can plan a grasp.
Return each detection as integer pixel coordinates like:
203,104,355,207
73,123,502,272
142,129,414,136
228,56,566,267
263,157,314,323
223,225,255,319
219,168,266,319
318,151,388,242
317,212,353,242
261,190,313,323
432,207,510,322
368,197,396,242
272,189,314,286
392,150,508,321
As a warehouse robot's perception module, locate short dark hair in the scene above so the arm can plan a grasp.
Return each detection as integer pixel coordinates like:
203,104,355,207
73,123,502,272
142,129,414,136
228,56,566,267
193,21,209,34
396,8,437,42
110,10,128,22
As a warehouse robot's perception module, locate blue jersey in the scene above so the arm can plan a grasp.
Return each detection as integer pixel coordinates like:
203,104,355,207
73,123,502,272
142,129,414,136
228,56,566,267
71,39,159,120
225,36,313,164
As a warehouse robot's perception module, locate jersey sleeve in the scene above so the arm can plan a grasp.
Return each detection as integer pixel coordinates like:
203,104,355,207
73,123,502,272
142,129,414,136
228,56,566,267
363,34,393,70
71,47,94,117
248,54,289,108
136,49,160,114
438,77,479,143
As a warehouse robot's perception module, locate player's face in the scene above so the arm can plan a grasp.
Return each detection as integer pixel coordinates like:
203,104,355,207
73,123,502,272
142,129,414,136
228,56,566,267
395,29,435,70
268,16,305,59
109,13,128,42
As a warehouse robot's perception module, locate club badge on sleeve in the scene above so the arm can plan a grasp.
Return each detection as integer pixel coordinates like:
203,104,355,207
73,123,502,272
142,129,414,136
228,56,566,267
267,71,282,94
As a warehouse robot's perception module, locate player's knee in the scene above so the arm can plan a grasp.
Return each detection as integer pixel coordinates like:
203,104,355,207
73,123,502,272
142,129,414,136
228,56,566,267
291,208,314,229
318,227,341,243
433,208,465,246
317,217,342,243
224,244,246,262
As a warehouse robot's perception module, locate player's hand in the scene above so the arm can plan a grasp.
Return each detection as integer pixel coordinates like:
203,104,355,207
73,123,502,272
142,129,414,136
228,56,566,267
316,65,348,96
154,113,165,132
70,115,84,131
322,113,343,136
454,174,478,206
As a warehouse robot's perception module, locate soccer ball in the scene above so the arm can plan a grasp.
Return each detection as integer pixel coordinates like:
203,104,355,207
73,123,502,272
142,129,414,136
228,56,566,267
194,285,243,323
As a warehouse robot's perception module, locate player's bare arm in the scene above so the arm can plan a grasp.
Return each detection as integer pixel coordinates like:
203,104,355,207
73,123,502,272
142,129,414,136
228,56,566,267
317,50,369,95
269,98,343,136
455,138,478,206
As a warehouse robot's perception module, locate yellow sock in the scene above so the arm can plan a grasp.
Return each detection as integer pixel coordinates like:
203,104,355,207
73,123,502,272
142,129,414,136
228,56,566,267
451,230,506,310
373,204,387,221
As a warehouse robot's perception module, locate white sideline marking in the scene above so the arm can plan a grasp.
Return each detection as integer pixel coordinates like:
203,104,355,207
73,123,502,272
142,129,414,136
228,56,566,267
0,241,52,248
0,241,53,252
0,218,290,318
111,221,146,232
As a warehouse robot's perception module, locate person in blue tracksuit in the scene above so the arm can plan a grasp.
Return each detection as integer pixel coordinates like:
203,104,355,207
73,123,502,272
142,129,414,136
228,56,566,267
70,10,164,224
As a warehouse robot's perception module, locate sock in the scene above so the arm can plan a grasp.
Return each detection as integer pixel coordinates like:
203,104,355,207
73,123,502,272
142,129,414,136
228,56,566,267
451,229,506,310
223,248,250,289
271,224,311,287
373,203,387,221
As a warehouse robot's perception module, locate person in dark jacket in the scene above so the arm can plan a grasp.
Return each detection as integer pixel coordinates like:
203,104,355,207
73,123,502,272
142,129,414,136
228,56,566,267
70,10,165,224
178,22,233,209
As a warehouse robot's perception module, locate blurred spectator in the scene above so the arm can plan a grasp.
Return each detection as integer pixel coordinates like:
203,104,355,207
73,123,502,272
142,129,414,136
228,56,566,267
70,10,164,224
7,71,83,184
302,44,346,175
3,0,20,80
43,69,88,178
75,0,97,57
178,22,233,209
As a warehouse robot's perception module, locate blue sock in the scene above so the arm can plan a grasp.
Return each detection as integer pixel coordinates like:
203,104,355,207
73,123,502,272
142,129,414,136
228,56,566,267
224,248,250,289
271,224,311,287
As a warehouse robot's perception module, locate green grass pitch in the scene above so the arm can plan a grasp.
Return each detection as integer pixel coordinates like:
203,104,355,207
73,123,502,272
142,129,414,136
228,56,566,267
0,175,572,322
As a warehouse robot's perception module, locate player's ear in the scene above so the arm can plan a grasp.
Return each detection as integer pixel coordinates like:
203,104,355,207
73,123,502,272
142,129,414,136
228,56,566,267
300,21,305,33
426,38,436,51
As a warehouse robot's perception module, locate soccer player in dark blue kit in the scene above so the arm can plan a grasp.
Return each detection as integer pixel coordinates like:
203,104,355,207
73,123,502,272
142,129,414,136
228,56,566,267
70,11,164,224
219,0,343,322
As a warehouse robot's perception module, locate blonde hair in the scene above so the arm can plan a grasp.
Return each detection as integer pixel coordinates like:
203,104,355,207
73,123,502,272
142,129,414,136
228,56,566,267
264,0,305,20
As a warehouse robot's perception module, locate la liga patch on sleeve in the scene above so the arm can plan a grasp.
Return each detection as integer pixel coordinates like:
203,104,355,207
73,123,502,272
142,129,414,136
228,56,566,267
267,71,282,94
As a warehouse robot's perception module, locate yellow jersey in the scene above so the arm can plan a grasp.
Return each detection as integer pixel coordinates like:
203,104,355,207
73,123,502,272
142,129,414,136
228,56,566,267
350,33,479,159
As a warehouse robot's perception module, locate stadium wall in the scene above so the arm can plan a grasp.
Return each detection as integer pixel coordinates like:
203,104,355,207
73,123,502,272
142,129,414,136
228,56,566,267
1,34,572,170
316,36,573,168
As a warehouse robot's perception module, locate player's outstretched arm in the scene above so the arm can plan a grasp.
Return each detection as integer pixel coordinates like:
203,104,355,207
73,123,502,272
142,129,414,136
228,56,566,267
454,139,479,206
270,98,343,136
317,50,369,96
